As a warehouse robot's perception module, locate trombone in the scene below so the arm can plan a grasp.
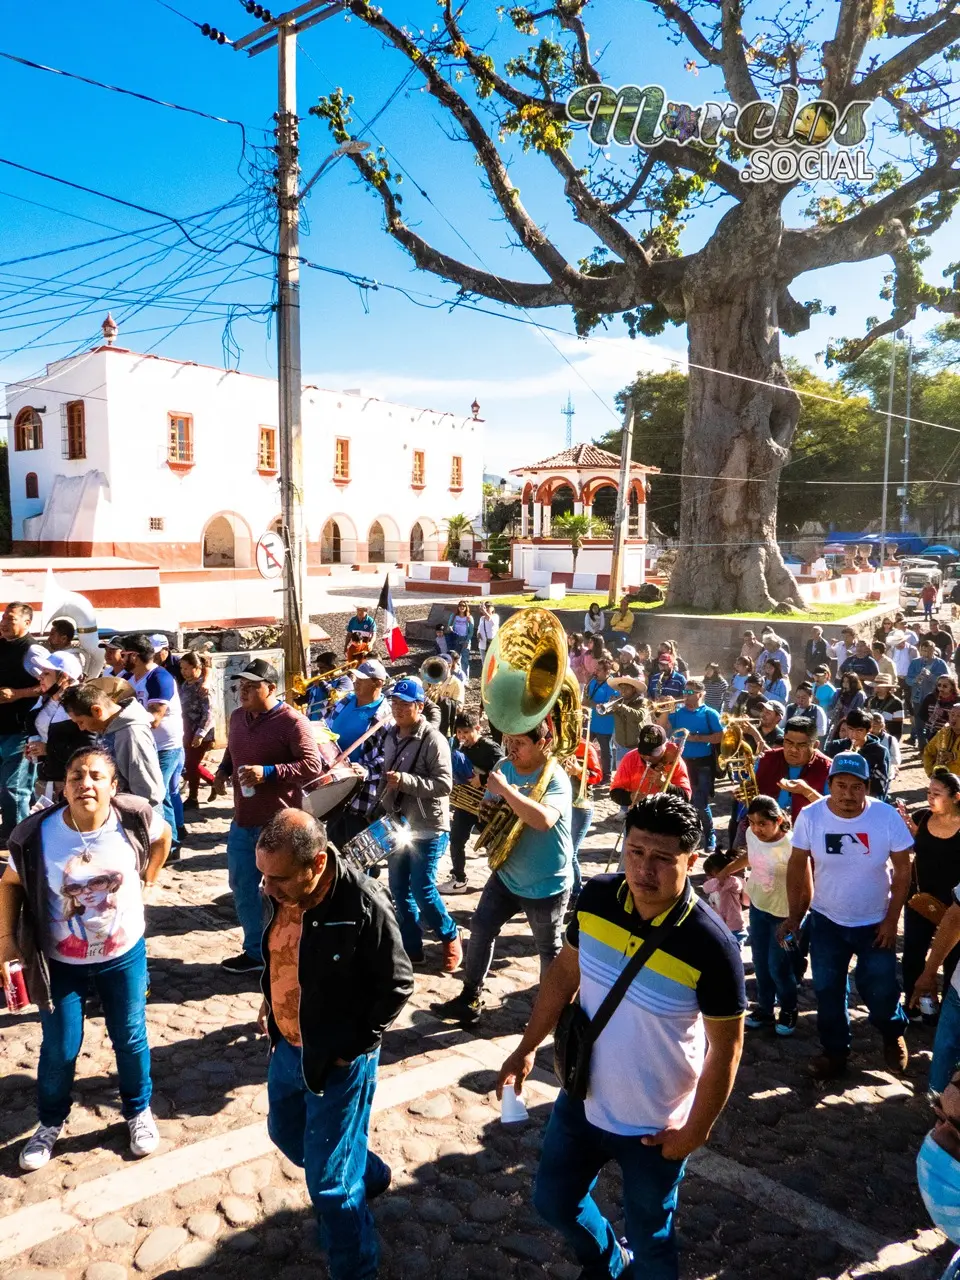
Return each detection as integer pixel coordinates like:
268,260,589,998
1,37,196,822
290,659,359,697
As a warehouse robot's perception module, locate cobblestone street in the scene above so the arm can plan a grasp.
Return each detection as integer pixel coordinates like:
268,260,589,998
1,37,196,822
0,748,953,1280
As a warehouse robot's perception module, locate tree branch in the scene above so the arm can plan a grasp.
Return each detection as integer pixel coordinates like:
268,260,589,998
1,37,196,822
344,0,580,291
546,149,652,264
720,0,762,105
886,2,960,38
822,0,886,102
646,0,723,64
855,13,960,103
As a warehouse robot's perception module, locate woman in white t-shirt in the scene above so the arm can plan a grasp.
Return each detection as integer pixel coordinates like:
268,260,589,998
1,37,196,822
0,747,170,1172
719,796,802,1037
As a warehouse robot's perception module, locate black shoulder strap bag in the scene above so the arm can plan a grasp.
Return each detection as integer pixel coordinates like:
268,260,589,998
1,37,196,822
554,884,694,1101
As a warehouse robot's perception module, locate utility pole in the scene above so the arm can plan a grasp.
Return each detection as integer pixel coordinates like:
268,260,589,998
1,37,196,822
900,333,914,532
607,396,634,608
879,329,902,568
233,2,363,694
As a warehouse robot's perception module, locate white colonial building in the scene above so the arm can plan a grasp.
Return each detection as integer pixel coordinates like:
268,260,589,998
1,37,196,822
4,317,483,573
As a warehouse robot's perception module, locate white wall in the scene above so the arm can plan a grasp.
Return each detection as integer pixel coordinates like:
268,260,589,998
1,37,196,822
4,347,484,563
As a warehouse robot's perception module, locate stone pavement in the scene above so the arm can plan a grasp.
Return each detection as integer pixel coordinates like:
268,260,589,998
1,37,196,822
0,746,954,1280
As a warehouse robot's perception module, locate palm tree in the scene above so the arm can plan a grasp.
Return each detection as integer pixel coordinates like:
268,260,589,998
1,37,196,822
443,513,474,562
551,513,608,577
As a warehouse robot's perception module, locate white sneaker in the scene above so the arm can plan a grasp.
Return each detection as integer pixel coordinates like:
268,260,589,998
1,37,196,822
128,1108,160,1158
19,1123,63,1171
440,878,469,894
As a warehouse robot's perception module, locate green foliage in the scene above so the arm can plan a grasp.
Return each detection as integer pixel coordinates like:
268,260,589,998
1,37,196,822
551,513,609,573
605,351,960,537
443,513,474,562
486,532,512,578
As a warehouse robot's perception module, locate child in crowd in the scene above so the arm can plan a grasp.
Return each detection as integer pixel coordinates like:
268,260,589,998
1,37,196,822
722,796,803,1037
703,661,729,711
435,625,451,656
701,850,748,947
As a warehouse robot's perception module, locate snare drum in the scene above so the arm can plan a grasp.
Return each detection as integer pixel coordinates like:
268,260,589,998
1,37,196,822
302,764,365,822
340,815,408,872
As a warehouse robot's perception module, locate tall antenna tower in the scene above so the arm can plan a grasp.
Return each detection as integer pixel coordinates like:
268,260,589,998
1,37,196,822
561,393,575,447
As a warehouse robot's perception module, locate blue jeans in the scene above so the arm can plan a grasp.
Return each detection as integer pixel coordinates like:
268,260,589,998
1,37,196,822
749,904,803,1015
571,802,594,897
809,910,908,1056
157,747,184,843
38,936,151,1127
387,831,458,956
267,1037,385,1280
464,872,567,987
534,1089,686,1279
226,822,264,960
931,985,960,1093
594,733,612,783
0,732,35,837
686,758,715,849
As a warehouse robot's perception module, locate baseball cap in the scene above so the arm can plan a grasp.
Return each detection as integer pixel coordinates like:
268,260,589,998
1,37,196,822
149,632,170,651
636,724,667,757
355,659,387,681
391,676,425,704
232,659,280,684
828,751,870,782
98,636,124,651
617,644,637,658
757,698,785,717
38,650,83,681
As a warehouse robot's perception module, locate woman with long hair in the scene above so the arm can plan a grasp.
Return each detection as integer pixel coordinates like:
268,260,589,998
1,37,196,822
180,650,216,809
896,768,960,1011
0,747,170,1170
762,658,789,705
922,676,960,745
583,601,606,638
567,633,589,688
830,672,866,737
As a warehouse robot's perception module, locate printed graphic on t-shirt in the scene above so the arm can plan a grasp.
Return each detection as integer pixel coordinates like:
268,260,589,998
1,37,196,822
824,832,871,856
55,853,129,960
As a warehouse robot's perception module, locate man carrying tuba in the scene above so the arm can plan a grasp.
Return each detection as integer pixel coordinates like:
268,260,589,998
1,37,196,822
431,716,574,1028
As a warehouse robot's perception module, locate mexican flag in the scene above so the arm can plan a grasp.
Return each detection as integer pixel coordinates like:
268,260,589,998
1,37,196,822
377,575,408,660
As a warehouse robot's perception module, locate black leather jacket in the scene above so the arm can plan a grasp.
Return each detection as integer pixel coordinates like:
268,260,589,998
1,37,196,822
260,853,414,1092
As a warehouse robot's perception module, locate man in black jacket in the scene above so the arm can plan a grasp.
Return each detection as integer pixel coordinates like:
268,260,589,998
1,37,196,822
823,708,890,798
255,810,413,1280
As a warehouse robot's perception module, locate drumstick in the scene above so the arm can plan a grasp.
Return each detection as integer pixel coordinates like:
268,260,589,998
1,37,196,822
330,719,387,768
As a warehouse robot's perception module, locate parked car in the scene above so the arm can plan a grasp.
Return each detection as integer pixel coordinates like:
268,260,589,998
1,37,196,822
900,565,942,614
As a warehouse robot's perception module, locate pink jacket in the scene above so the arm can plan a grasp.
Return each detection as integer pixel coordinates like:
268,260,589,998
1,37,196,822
702,875,748,934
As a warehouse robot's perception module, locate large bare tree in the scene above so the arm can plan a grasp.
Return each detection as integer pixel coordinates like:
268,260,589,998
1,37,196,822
311,0,960,610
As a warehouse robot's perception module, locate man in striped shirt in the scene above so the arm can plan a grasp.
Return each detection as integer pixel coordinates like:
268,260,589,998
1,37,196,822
498,794,745,1279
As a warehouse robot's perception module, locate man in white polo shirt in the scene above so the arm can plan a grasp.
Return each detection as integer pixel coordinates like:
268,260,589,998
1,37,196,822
497,793,745,1280
780,751,912,1080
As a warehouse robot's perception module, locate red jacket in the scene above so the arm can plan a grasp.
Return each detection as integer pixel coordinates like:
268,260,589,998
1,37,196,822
610,742,692,800
755,748,831,820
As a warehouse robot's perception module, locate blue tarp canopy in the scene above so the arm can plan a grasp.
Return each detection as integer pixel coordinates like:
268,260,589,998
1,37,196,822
923,544,960,556
821,531,928,554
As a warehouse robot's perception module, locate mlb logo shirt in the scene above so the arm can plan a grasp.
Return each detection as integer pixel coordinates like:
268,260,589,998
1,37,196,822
792,796,913,928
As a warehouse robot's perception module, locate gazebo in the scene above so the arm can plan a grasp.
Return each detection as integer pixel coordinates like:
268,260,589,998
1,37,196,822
511,443,658,537
508,443,660,592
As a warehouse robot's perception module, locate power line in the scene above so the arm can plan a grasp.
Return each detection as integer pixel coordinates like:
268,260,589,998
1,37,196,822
0,50,265,140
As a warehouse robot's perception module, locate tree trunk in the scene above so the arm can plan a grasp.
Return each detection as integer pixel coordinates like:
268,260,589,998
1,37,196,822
666,273,804,613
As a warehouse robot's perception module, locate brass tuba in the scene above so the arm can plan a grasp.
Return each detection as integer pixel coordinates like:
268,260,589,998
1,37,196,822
717,716,759,804
476,607,582,870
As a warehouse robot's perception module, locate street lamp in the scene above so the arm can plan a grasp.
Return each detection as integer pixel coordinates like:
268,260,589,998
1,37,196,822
299,139,370,203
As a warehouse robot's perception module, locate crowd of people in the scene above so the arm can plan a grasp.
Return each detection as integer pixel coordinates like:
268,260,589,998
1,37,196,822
1,594,960,1279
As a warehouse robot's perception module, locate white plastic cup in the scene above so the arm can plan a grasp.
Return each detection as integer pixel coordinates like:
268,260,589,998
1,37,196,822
501,1089,529,1124
240,770,256,799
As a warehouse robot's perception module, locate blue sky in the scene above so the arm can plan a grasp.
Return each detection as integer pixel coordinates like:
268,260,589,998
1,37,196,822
1,0,956,478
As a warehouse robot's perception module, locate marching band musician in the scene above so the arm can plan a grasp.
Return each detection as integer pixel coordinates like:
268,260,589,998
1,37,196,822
375,676,462,973
432,717,574,1028
659,679,724,853
606,674,648,771
443,709,504,895
610,724,693,804
563,730,603,906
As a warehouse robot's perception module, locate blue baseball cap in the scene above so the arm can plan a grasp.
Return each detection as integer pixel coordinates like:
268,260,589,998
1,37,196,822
391,676,425,704
828,752,870,782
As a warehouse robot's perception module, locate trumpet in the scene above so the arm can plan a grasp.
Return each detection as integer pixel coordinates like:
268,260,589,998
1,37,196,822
647,697,678,716
290,660,359,698
593,695,627,716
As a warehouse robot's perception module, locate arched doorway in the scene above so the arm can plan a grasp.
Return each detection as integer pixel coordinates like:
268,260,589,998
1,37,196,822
551,484,576,521
410,522,424,562
368,521,385,562
321,519,341,564
592,484,618,525
203,513,254,568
